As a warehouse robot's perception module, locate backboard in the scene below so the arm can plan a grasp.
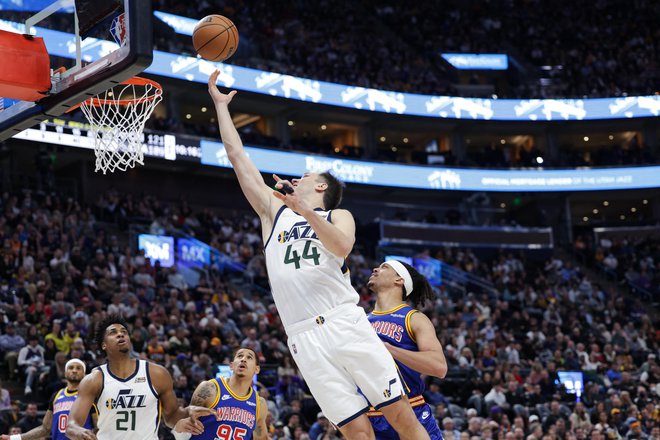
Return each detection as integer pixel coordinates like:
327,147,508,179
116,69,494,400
0,0,153,141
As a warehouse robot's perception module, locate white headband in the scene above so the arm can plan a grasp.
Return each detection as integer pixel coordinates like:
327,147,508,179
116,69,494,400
65,358,86,373
385,260,413,297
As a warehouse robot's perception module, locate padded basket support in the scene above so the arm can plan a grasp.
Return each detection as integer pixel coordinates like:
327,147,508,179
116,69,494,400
0,30,51,101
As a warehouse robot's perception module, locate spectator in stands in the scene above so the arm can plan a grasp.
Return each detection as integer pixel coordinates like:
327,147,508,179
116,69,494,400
0,325,24,380
441,417,461,440
0,381,10,413
44,320,67,353
16,335,49,395
16,403,39,433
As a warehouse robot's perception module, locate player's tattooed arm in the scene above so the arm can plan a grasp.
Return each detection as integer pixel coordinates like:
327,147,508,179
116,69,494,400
190,380,217,408
254,397,270,440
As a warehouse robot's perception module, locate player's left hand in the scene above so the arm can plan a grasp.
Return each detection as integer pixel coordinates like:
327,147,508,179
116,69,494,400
188,405,220,422
272,174,310,213
174,417,205,435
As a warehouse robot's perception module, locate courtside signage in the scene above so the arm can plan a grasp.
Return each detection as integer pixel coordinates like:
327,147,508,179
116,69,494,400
200,140,660,192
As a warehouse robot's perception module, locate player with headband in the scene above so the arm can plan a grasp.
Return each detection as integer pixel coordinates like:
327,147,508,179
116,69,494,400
366,259,448,439
2,359,97,440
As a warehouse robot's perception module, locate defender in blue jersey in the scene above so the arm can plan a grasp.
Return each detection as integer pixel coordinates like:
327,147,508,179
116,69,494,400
172,348,269,440
367,260,448,440
2,359,96,440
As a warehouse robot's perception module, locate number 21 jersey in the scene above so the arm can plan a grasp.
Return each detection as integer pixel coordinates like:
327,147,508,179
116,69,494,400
96,359,161,440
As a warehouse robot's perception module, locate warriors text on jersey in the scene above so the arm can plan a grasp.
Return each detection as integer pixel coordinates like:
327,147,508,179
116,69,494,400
191,377,259,440
50,388,95,440
264,207,359,329
95,359,161,440
367,304,424,396
367,304,444,439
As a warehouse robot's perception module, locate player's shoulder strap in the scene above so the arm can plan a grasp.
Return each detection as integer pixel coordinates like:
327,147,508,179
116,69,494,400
404,308,420,343
209,378,221,408
50,387,65,409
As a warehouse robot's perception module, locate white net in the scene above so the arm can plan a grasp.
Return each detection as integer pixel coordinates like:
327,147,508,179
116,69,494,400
80,79,162,174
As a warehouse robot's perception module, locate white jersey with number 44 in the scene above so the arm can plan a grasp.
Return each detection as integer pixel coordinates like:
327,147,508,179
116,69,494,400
96,359,161,440
264,206,359,329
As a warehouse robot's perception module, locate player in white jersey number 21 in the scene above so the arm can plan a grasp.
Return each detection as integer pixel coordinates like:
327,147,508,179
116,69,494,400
208,70,431,440
66,315,218,440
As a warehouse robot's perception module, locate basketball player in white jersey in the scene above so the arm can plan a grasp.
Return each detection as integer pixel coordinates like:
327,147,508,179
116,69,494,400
209,70,430,440
66,316,216,440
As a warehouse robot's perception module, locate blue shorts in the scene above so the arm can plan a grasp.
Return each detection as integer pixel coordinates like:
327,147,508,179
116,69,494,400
368,403,443,440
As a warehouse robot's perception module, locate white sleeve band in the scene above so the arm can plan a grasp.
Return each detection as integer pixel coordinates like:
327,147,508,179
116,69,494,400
10,435,21,440
171,428,192,440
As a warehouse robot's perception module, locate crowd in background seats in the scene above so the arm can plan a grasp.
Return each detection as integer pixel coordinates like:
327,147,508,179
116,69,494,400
154,0,660,99
0,189,656,439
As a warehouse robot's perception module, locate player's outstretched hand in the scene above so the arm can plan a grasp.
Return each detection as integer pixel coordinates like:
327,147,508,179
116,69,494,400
174,416,205,436
272,174,309,213
208,70,237,106
188,405,220,422
67,430,98,440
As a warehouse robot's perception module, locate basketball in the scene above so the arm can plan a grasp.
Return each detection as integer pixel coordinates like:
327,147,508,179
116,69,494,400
192,15,239,62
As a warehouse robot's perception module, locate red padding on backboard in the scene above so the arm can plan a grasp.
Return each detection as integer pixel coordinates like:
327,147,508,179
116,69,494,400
0,30,51,102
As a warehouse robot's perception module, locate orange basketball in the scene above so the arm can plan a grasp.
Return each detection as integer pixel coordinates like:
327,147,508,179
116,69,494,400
192,15,239,62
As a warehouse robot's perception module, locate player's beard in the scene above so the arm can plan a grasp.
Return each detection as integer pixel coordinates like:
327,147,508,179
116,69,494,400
66,374,82,385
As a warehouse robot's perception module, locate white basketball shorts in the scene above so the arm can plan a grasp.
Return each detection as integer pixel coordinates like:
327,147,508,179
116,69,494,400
285,303,404,426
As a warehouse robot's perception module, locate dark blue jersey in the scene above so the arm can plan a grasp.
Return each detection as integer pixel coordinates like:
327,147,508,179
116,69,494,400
368,304,424,397
367,304,444,440
191,377,259,440
50,388,95,440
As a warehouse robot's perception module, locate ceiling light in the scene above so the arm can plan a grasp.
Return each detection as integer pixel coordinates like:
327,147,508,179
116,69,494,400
201,107,207,113
583,136,589,142
631,207,637,213
500,203,506,208
592,209,598,214
500,139,506,144
380,136,386,142
620,215,625,220
608,135,613,140
403,137,409,143
536,157,544,164
603,201,609,206
321,124,327,130
288,120,294,126
583,217,588,222
642,199,648,204
185,114,191,119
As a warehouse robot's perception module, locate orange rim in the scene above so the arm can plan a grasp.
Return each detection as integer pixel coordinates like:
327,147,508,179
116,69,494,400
67,77,162,112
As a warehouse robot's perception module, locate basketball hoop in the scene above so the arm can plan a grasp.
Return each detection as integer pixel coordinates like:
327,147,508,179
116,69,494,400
73,77,162,174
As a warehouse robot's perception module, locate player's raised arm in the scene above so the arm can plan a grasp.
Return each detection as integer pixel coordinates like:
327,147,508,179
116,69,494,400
272,174,356,258
66,372,102,440
208,70,277,218
384,311,448,378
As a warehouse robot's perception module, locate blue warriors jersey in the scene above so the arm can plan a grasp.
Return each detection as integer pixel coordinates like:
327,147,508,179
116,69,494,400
367,304,443,440
191,377,259,440
50,388,95,440
368,304,424,396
